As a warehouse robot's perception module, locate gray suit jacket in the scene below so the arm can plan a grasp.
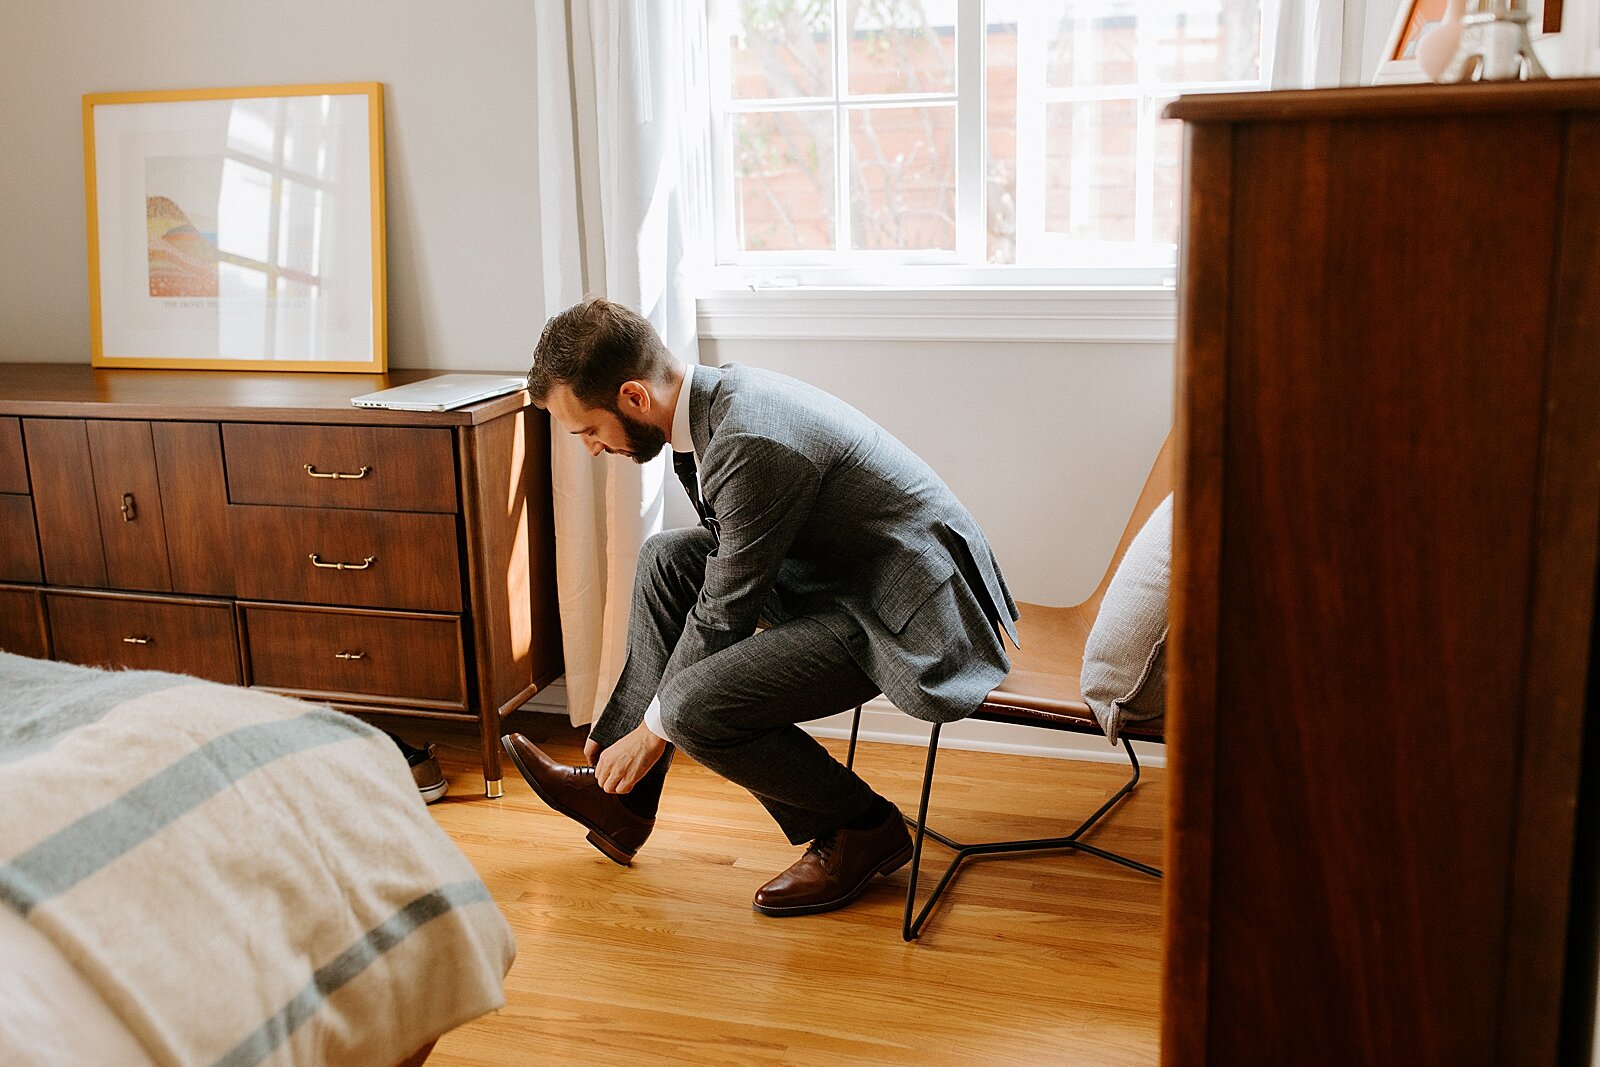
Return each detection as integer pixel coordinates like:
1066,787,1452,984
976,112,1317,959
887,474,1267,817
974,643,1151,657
661,364,1019,724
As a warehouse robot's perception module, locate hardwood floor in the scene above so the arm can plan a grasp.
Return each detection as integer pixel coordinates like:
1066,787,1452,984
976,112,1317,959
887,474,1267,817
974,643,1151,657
407,717,1163,1066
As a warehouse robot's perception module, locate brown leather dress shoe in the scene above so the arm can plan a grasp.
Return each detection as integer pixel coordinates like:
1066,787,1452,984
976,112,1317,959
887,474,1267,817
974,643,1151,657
500,733,653,865
752,809,913,917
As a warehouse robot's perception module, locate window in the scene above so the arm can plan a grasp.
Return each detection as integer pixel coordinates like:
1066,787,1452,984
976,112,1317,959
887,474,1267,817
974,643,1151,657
707,0,1265,288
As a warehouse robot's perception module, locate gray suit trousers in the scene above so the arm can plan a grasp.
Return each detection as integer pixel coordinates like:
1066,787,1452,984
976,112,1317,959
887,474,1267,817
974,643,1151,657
590,527,882,844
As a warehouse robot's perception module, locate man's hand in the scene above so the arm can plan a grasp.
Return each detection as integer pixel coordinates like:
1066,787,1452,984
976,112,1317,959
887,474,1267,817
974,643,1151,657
593,722,667,794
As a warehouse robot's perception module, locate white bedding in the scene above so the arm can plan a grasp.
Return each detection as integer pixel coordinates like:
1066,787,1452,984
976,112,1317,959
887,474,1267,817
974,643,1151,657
0,902,157,1067
0,652,516,1067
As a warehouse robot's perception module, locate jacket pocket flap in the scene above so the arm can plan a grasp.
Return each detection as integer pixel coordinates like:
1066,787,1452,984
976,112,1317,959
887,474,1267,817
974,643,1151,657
871,543,955,634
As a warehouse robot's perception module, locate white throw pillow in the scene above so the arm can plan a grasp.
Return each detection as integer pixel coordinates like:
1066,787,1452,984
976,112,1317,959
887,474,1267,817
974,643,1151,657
1081,493,1171,743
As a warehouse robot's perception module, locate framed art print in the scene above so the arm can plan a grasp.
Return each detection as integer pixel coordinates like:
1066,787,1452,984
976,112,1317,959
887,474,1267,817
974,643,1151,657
83,82,386,372
1373,0,1451,84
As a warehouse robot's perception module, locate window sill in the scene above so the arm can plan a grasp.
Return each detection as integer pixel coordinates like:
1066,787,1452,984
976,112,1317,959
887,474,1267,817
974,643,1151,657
695,287,1178,344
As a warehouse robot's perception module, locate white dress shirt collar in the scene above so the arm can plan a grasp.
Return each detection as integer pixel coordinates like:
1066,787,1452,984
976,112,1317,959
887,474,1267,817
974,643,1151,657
669,362,695,455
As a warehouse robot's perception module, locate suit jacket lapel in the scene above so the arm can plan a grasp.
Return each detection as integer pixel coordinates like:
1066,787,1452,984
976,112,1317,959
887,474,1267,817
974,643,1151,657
689,363,723,456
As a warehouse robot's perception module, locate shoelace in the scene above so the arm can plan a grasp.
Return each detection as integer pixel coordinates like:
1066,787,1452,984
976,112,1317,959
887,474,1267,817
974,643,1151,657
807,831,841,872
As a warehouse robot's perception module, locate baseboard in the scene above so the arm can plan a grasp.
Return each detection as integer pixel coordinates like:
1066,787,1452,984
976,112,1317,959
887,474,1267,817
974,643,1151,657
516,687,1165,768
519,677,570,715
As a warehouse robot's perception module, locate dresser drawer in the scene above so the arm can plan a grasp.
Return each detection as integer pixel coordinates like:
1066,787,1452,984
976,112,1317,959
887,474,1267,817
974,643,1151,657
229,505,462,612
0,494,40,583
223,424,457,513
0,586,47,658
241,604,466,709
46,592,239,684
0,418,26,494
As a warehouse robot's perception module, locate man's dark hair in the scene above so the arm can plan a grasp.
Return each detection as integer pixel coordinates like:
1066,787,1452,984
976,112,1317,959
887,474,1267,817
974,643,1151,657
528,297,672,410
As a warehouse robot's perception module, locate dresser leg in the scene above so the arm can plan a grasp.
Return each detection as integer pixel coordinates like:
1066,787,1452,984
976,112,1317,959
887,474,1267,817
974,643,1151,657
479,711,505,799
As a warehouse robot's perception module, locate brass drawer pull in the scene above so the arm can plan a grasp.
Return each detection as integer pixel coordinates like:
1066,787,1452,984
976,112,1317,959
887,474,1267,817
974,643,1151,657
304,463,371,480
122,635,151,645
120,493,137,522
334,650,366,661
308,554,376,571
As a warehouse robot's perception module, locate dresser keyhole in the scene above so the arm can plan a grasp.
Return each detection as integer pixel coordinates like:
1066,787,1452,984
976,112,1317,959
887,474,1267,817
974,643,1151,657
120,493,137,522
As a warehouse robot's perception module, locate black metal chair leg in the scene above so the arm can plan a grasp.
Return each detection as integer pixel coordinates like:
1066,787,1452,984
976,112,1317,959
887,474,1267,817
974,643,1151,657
845,704,862,771
903,722,942,941
899,732,1160,941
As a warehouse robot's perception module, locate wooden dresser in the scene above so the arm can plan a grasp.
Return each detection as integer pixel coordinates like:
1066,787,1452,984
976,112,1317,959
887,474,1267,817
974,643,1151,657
1161,81,1600,1064
0,364,562,797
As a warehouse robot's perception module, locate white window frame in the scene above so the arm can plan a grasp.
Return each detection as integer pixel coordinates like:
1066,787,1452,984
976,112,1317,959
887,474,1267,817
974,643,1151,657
702,0,1269,300
1012,5,1265,272
708,1,983,274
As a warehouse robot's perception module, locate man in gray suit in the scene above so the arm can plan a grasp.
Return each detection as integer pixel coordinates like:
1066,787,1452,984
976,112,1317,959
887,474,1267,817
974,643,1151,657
503,298,1019,918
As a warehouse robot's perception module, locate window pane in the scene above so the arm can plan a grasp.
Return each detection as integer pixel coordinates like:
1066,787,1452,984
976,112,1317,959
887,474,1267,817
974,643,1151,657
848,105,955,250
1153,0,1262,83
1152,114,1184,246
712,0,1265,275
726,0,834,99
1046,1,1139,89
985,9,1019,263
1044,99,1136,241
732,110,836,251
845,0,957,96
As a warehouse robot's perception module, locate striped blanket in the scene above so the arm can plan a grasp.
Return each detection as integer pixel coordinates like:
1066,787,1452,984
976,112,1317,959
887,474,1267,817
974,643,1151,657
0,652,515,1067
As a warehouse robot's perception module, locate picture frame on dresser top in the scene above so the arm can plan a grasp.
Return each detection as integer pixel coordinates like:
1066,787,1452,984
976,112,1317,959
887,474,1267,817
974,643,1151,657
0,364,561,798
1375,0,1570,84
1374,0,1450,84
83,82,386,372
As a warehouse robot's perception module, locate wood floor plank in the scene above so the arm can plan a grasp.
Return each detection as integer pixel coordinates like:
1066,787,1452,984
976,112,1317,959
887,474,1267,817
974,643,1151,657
411,721,1163,1066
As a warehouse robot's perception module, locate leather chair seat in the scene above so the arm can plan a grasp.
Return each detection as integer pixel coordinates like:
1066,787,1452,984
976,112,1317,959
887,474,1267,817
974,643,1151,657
976,602,1164,740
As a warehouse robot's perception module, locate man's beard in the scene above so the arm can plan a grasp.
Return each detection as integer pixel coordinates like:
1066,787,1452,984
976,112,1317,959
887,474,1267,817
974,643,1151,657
616,409,668,464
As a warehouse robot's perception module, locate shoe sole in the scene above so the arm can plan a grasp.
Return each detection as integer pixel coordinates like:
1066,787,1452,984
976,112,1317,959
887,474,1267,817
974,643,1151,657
418,780,448,804
500,735,637,867
752,839,915,918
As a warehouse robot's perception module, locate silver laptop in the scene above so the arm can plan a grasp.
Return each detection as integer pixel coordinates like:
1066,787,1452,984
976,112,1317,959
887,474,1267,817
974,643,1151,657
351,374,528,412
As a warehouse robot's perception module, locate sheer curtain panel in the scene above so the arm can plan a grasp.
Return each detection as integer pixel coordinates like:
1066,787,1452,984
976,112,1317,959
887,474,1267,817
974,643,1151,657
534,0,710,726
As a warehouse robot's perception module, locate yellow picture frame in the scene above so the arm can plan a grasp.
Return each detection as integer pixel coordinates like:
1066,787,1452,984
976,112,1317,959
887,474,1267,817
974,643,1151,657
83,82,387,373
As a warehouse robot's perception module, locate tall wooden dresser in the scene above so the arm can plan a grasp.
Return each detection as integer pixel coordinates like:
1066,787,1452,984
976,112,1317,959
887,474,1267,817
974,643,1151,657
1161,81,1600,1064
0,364,562,797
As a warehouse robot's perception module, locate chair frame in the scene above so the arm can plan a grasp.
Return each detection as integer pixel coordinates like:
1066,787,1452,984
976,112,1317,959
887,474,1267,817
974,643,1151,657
848,433,1174,941
846,710,1160,941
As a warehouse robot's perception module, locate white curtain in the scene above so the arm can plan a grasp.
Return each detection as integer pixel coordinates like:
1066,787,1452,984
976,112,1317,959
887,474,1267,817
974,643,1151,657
533,0,711,725
1266,0,1350,88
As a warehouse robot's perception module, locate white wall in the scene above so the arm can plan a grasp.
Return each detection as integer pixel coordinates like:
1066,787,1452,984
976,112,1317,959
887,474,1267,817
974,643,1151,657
0,0,545,372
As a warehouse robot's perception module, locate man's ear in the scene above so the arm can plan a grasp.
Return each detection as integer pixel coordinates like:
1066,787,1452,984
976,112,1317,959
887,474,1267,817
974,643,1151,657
617,380,651,414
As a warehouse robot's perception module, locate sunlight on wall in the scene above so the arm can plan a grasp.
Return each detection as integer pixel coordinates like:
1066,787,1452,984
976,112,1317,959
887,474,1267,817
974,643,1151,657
508,509,531,659
506,414,531,659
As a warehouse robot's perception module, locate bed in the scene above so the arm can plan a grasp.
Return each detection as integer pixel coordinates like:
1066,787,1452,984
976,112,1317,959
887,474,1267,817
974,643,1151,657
0,651,515,1067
